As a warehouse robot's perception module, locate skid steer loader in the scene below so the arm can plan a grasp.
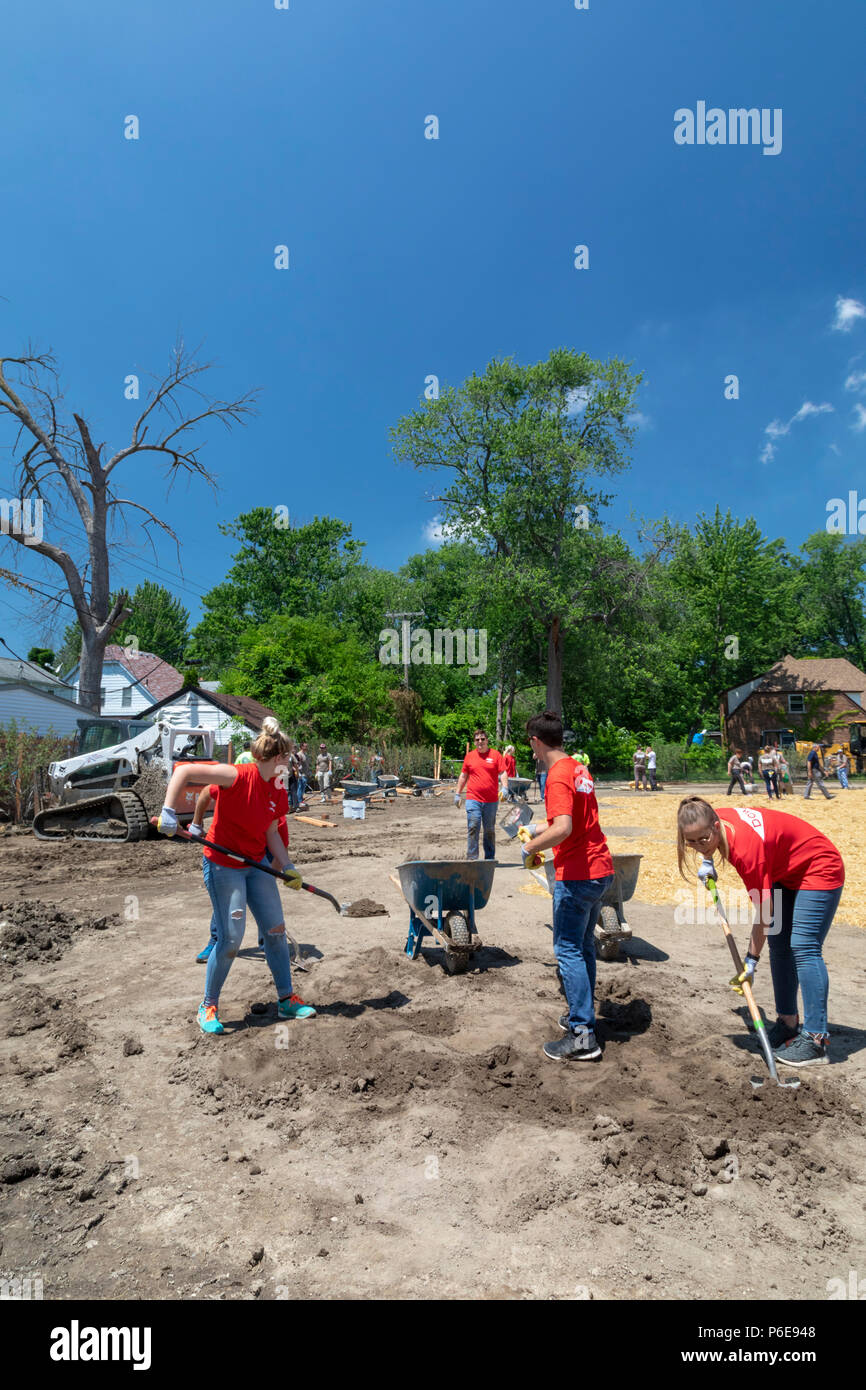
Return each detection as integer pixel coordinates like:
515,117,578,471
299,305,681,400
33,718,217,842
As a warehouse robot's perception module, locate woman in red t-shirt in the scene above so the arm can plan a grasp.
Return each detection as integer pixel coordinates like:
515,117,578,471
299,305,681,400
158,718,315,1035
677,797,845,1068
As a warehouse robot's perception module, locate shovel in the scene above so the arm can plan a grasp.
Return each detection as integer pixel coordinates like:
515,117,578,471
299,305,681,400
702,864,800,1090
500,802,535,838
151,820,352,970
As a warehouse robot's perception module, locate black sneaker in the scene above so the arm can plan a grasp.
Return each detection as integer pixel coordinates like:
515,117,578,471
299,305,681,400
766,1018,799,1049
543,1028,601,1062
558,1012,570,1032
774,1031,828,1068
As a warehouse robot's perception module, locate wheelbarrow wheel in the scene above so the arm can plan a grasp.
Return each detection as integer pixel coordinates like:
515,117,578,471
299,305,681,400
595,905,622,961
442,910,471,975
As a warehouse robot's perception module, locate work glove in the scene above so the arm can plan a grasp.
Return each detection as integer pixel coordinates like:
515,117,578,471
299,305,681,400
187,822,204,839
281,863,303,891
518,827,545,868
697,857,716,886
453,793,461,807
729,954,758,996
157,805,178,837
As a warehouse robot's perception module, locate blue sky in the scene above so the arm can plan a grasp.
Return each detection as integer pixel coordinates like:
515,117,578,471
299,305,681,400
1,0,864,656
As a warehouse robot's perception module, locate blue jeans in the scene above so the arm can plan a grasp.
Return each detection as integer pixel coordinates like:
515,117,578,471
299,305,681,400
837,768,850,789
297,775,308,800
553,875,614,1033
539,771,547,798
202,855,219,945
767,883,842,1036
465,799,497,860
203,858,293,1007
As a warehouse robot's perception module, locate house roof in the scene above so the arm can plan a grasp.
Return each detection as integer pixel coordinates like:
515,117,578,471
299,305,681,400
139,684,277,731
726,654,866,698
99,646,184,701
754,655,866,694
0,656,68,687
0,680,85,711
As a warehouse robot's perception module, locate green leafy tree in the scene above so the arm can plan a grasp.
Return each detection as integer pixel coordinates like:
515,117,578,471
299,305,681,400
790,532,866,670
111,582,190,664
27,647,55,669
220,615,394,741
391,348,643,713
189,510,365,676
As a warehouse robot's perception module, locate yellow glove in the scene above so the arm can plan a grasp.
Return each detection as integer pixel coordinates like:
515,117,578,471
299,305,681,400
518,826,545,868
157,805,179,837
281,866,303,891
729,956,757,996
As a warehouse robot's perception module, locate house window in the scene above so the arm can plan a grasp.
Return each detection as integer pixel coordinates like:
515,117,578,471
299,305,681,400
788,693,805,714
121,686,132,708
100,687,106,706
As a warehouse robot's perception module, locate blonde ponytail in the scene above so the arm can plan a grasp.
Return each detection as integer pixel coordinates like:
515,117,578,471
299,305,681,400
251,716,291,762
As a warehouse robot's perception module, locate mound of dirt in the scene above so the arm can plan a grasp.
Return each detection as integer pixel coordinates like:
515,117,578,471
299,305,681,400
133,763,172,819
0,900,119,971
344,898,388,918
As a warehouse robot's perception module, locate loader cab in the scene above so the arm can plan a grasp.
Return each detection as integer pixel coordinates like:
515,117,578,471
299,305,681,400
75,717,152,757
759,728,797,750
73,718,154,782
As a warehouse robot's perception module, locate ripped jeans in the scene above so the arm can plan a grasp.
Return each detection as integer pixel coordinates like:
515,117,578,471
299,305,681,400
203,857,293,1007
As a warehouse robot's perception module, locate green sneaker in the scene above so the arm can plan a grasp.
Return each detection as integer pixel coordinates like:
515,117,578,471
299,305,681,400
197,1002,224,1035
277,994,316,1021
774,1031,828,1068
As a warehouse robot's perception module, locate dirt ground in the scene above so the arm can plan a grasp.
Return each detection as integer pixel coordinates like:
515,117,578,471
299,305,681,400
1,787,864,1301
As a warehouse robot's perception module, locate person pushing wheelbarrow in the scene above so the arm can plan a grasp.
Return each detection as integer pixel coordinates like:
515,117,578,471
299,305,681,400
677,797,845,1068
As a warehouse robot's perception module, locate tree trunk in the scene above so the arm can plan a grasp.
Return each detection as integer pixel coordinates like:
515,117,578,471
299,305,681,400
545,616,563,716
495,652,505,743
504,677,516,742
78,630,107,713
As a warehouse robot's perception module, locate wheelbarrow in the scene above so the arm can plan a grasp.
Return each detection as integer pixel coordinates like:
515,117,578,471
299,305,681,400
411,776,440,797
339,778,387,810
537,853,642,961
396,859,495,974
506,776,533,802
376,774,399,799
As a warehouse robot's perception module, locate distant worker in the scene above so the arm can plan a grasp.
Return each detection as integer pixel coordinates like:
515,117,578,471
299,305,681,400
633,745,647,791
726,748,746,796
759,746,780,800
503,744,517,801
454,729,508,860
316,743,333,803
645,742,657,791
804,744,833,800
833,748,850,790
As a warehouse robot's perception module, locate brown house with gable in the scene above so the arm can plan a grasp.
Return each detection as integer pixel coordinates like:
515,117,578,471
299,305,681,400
721,655,866,761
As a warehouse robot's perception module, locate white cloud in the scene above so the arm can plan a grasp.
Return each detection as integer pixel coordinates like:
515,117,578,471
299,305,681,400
424,516,448,544
565,386,592,415
626,411,653,430
831,296,866,333
760,400,833,459
791,400,833,423
828,442,841,456
845,369,866,393
852,404,866,433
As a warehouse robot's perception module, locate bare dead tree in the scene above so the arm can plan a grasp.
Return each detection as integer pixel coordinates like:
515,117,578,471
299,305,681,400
0,341,258,710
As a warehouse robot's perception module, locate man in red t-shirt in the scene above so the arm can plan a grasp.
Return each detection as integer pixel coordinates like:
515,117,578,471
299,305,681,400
522,710,614,1063
455,729,509,860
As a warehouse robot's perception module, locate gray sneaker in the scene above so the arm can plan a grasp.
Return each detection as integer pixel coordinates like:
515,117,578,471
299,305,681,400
543,1028,601,1062
774,1031,828,1068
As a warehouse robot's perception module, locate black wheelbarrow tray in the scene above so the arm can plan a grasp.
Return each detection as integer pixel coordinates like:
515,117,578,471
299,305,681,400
537,852,642,961
396,859,495,974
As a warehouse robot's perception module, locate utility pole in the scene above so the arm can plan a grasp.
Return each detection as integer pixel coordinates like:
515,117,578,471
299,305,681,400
385,611,424,689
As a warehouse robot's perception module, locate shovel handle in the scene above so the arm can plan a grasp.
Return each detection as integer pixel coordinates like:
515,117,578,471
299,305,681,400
706,876,780,1082
150,818,345,912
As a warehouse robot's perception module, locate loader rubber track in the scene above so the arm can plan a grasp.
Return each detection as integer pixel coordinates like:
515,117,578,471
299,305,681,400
33,789,152,842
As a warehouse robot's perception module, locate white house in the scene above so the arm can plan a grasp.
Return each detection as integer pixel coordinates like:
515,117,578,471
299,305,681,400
64,645,184,717
0,657,83,737
140,685,277,747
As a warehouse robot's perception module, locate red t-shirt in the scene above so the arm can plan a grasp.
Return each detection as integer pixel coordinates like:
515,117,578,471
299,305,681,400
461,748,506,803
544,757,614,882
716,807,844,902
204,763,289,868
503,754,517,778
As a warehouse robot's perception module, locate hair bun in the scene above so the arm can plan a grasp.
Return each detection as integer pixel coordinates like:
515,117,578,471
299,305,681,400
262,716,280,735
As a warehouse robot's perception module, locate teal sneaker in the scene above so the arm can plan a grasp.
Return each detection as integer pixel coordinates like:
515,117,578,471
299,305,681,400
277,994,316,1021
196,940,215,964
197,1002,225,1035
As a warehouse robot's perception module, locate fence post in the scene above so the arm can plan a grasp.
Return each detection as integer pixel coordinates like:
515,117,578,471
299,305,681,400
14,734,24,823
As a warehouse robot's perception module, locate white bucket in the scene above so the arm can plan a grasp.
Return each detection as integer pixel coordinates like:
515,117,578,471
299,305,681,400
343,799,366,820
